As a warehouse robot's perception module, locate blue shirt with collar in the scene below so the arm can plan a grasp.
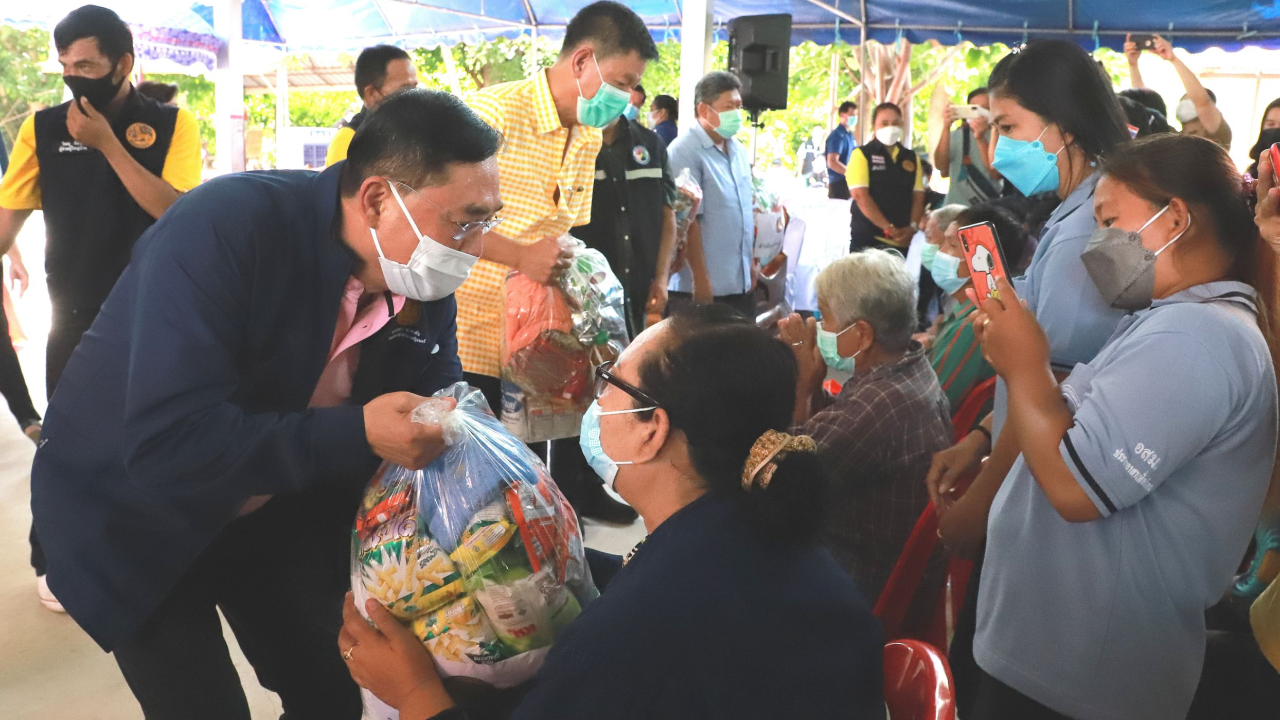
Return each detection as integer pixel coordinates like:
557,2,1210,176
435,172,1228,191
993,172,1128,438
30,164,463,650
825,123,855,183
977,282,1277,720
666,122,755,297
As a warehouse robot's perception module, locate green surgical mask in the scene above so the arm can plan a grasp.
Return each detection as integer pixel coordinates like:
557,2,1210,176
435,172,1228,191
920,243,940,274
576,54,631,129
716,108,744,137
816,323,860,374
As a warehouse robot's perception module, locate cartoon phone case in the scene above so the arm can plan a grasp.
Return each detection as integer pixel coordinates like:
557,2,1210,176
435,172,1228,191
1269,143,1280,185
958,221,1009,306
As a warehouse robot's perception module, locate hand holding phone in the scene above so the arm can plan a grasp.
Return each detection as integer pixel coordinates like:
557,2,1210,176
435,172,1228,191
959,222,1009,307
953,104,991,121
1130,33,1157,50
1269,142,1280,187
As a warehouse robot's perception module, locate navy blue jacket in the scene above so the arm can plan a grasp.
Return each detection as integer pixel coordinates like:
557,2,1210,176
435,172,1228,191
509,491,885,720
31,164,463,650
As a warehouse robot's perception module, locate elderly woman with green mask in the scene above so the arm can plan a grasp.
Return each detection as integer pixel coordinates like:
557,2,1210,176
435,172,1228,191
778,249,953,601
927,203,1030,414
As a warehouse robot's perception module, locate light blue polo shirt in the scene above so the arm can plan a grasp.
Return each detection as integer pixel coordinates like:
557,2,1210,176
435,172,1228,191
976,282,1278,720
993,172,1128,438
667,123,755,297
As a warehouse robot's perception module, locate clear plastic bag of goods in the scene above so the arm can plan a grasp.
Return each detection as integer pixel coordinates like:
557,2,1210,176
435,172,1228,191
350,382,598,719
501,237,628,442
669,168,703,274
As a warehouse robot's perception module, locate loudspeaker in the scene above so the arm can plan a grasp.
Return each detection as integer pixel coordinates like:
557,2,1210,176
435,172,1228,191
727,14,792,113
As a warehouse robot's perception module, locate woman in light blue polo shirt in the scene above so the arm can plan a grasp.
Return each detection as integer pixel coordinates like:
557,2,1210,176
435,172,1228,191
933,40,1133,558
971,134,1278,719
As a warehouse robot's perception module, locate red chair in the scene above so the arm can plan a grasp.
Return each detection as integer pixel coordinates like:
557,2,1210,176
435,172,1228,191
873,378,997,646
951,376,997,443
883,640,957,720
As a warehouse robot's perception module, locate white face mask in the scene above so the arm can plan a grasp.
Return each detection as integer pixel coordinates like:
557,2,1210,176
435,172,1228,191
1175,98,1199,125
875,125,904,146
369,182,478,302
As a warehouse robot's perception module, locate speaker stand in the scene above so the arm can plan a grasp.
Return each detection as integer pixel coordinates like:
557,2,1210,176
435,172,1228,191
748,108,764,168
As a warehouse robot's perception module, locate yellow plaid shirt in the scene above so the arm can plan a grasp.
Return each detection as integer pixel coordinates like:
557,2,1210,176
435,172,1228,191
459,69,602,377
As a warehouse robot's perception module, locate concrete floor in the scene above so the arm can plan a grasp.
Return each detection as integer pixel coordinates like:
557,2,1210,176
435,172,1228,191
0,215,644,719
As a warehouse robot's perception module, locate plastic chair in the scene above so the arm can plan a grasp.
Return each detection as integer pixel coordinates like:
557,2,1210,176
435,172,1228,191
951,376,997,444
883,640,957,720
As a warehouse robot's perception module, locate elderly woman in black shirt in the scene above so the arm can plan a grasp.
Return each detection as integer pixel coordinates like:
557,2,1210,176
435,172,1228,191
339,306,885,720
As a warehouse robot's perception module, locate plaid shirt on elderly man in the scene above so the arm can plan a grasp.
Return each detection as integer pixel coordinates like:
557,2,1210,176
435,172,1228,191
799,341,953,603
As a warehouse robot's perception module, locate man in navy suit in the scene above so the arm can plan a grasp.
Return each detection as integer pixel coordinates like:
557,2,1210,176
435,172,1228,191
29,89,504,719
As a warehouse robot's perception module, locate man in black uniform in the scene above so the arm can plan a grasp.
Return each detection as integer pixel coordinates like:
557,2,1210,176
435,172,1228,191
0,4,202,611
325,45,420,166
573,110,678,337
848,101,926,253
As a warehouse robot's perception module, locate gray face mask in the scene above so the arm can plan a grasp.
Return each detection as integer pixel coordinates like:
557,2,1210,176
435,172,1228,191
1081,204,1189,311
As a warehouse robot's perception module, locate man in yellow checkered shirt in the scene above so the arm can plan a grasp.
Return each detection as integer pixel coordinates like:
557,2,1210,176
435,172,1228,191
461,1,657,521
0,6,202,612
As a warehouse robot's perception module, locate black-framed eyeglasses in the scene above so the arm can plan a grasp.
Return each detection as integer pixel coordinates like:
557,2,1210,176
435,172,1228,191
594,361,661,408
393,181,504,242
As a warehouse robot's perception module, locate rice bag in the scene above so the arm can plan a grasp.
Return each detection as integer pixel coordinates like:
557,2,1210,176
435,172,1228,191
351,382,597,719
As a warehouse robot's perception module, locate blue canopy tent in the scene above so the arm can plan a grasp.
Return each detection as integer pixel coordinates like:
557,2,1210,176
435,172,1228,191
10,0,1280,170
218,0,1280,52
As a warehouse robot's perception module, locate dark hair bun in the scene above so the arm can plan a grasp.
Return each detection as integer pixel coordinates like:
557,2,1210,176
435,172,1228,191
635,305,830,543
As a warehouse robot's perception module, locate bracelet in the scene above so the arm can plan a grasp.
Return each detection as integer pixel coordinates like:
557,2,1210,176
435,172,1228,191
970,425,993,449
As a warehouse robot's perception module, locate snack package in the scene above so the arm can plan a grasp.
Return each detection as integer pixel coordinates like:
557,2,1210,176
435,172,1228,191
670,168,703,274
501,238,628,442
351,383,598,719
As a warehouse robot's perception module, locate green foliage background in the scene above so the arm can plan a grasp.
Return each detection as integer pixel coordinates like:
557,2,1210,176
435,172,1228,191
0,27,1131,172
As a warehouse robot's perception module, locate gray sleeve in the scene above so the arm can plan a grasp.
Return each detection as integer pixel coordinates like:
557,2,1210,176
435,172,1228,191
1057,330,1234,516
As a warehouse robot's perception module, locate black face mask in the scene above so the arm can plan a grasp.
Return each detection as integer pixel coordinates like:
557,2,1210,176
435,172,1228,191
63,64,123,112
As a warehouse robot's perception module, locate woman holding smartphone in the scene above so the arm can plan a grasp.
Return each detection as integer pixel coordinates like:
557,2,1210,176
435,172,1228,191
971,133,1278,719
929,40,1131,556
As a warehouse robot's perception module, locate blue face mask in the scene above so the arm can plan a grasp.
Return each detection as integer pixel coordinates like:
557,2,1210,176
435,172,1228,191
920,243,940,274
929,250,970,295
622,104,640,122
816,323,861,375
579,400,654,490
991,126,1062,196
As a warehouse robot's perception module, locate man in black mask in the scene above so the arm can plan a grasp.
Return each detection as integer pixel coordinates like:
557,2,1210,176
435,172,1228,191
0,4,201,612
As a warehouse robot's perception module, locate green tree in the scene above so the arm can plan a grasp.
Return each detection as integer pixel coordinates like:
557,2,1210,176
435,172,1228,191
147,73,215,149
0,26,62,149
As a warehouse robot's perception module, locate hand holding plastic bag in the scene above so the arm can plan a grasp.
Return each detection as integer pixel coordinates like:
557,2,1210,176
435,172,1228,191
670,168,703,274
501,238,628,442
351,383,597,719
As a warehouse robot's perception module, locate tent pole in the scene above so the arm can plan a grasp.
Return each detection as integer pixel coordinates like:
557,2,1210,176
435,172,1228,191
440,44,464,95
679,0,714,135
214,0,246,174
828,45,839,131
521,0,539,69
858,0,868,145
275,60,289,157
